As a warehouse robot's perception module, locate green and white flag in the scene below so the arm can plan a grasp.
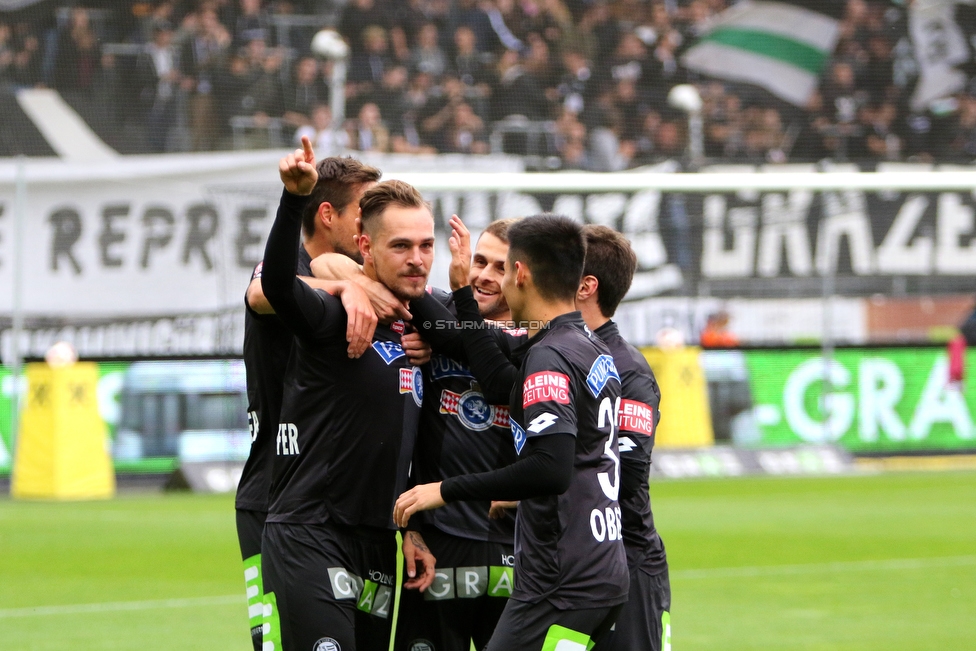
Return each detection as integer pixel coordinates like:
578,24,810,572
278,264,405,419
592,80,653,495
681,1,843,106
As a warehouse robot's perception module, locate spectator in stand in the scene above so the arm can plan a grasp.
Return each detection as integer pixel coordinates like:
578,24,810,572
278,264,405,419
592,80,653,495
339,0,387,57
348,25,393,93
234,0,271,47
578,1,619,65
451,24,493,92
492,48,547,121
53,8,108,123
345,101,390,152
589,108,635,171
443,100,489,153
180,7,231,150
555,108,590,169
0,22,13,82
700,311,739,348
554,48,594,119
410,22,447,78
368,64,409,121
294,103,349,154
282,56,328,130
240,39,285,128
10,26,43,88
448,0,495,52
523,30,557,90
137,22,183,152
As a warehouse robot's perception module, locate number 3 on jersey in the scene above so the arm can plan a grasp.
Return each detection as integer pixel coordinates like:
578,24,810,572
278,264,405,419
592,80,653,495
591,396,622,543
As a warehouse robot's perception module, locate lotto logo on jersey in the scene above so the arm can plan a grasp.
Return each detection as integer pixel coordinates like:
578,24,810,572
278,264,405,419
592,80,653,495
510,417,527,454
276,423,299,456
373,341,406,365
522,371,570,407
618,399,655,437
586,354,620,398
400,367,424,407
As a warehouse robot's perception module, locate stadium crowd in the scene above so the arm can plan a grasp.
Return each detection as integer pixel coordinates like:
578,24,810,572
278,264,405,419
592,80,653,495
0,0,972,166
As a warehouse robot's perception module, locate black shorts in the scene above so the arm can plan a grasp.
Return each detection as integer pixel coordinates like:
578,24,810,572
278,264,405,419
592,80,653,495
395,527,514,651
262,520,398,651
236,509,267,651
593,567,671,651
484,598,622,651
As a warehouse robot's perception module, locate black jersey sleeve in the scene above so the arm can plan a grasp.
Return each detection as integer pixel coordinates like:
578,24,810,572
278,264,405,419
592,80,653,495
440,433,574,502
451,286,520,402
617,368,660,503
262,189,344,341
409,291,466,357
519,345,579,439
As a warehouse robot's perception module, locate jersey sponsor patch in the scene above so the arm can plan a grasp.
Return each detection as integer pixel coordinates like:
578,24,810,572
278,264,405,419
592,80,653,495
314,638,341,651
527,412,559,434
522,371,570,407
430,355,475,381
618,398,655,437
439,389,510,430
510,417,527,454
373,340,406,364
502,327,527,337
391,320,405,335
399,367,424,407
586,354,620,398
251,261,263,280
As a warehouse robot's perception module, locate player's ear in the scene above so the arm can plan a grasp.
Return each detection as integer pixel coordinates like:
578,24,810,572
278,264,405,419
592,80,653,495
514,260,528,289
577,275,598,302
317,202,335,228
358,230,372,263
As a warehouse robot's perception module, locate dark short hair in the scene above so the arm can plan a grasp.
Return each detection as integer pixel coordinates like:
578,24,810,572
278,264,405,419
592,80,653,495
302,157,382,237
482,217,520,244
582,224,637,317
507,215,585,302
359,180,429,234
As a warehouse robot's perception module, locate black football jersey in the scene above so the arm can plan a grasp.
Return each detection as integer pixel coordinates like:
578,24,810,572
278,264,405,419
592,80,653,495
260,189,421,530
508,312,630,609
235,247,312,512
412,289,525,543
595,320,668,575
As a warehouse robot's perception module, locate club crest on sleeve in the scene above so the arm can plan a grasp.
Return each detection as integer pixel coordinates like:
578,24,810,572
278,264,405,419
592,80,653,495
586,355,620,398
510,417,527,454
399,367,424,406
522,371,570,407
373,341,406,364
391,320,405,335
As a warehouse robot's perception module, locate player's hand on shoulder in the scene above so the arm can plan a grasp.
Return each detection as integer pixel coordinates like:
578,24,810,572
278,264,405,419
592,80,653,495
353,275,412,324
401,328,432,366
279,135,318,196
336,280,377,358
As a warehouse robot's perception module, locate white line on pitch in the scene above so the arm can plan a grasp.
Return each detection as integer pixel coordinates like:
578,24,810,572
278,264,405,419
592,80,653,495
673,555,976,580
0,595,243,618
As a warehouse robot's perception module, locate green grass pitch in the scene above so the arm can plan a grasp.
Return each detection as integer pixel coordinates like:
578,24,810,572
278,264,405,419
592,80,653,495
1,471,973,651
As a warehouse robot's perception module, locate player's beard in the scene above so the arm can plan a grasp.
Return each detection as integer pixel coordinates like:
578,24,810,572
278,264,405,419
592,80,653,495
389,264,428,301
332,238,363,265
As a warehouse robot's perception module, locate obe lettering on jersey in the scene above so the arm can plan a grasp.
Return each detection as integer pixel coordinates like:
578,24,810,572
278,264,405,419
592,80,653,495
586,354,620,398
276,423,299,456
522,371,570,407
399,367,424,407
618,399,655,437
590,396,623,543
373,341,406,365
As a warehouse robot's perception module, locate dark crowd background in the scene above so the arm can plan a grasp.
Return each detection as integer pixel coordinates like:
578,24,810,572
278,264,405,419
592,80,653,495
0,0,972,168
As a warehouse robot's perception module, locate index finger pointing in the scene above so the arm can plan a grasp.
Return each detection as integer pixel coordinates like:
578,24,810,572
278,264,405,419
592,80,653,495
301,135,315,164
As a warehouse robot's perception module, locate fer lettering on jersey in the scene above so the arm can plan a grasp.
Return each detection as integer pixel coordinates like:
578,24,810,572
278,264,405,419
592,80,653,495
522,371,570,407
276,423,300,456
618,399,655,437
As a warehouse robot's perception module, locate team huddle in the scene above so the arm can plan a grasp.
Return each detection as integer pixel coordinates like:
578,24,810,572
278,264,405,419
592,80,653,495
235,137,670,651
